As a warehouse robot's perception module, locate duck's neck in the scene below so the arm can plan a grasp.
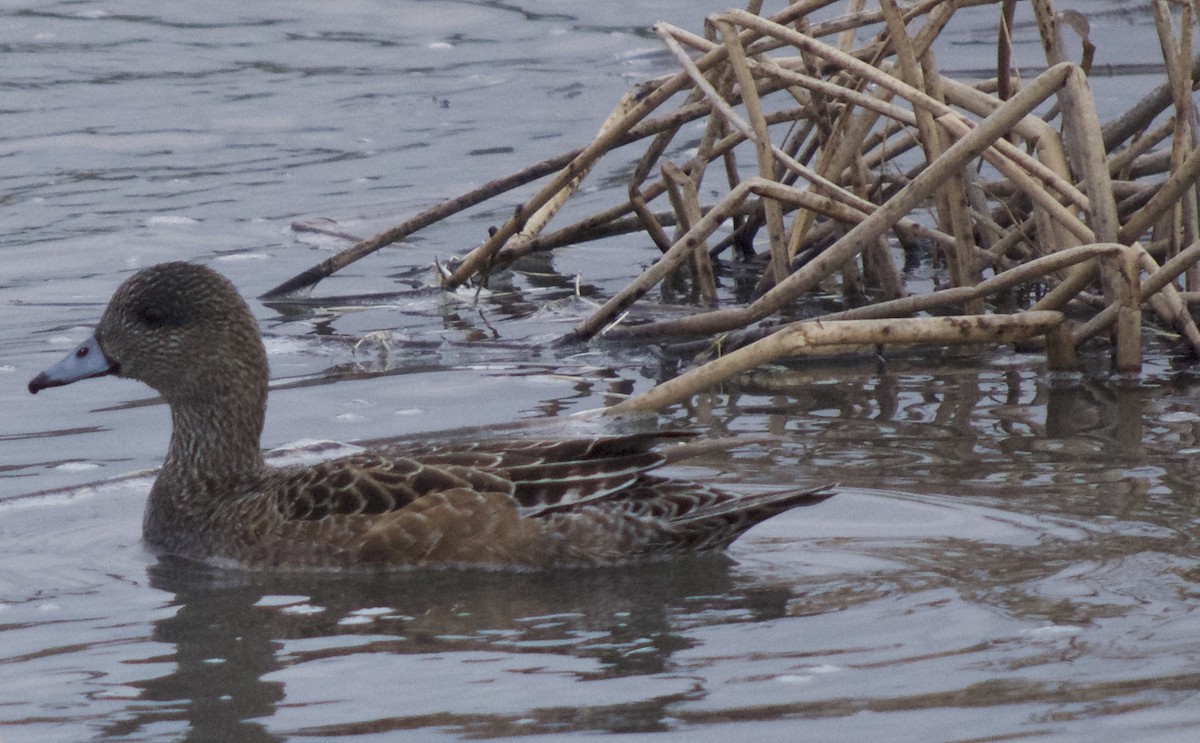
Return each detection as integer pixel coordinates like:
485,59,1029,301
161,389,268,485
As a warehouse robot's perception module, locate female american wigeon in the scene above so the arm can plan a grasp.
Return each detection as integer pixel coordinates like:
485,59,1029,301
29,262,831,570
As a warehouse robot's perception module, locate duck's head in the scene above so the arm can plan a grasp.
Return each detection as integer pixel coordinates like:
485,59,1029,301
29,262,268,405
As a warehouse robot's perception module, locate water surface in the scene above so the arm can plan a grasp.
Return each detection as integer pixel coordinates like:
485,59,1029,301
3,2,1200,741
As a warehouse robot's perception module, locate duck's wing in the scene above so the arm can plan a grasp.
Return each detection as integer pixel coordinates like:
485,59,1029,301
377,431,697,514
260,436,672,567
271,452,512,521
270,432,692,521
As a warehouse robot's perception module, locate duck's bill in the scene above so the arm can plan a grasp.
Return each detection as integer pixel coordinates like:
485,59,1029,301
28,334,118,394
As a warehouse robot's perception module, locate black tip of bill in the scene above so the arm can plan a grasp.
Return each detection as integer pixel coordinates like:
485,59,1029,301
27,334,117,395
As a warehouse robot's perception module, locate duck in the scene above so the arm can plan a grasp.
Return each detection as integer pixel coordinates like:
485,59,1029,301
28,262,832,570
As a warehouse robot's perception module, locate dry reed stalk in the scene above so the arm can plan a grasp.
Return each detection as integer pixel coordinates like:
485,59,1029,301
1112,247,1144,372
696,243,1122,360
661,161,718,304
442,56,709,288
727,10,1094,254
880,0,980,308
568,177,841,342
1045,322,1078,370
511,91,645,263
607,312,1065,415
259,148,581,299
591,62,1076,342
1070,241,1200,350
1059,66,1122,244
716,19,790,285
655,24,876,216
1120,137,1200,242
1103,49,1200,150
264,1,1200,410
441,0,853,289
818,243,1123,322
1152,0,1200,288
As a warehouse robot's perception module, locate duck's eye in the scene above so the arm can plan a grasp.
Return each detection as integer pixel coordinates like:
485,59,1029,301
137,305,167,327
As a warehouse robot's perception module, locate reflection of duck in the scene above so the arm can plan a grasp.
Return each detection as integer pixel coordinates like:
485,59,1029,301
29,262,832,569
122,554,750,739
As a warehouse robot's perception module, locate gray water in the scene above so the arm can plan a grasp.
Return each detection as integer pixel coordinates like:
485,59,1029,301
3,1,1200,741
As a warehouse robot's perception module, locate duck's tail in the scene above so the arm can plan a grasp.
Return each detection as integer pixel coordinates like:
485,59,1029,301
654,483,835,552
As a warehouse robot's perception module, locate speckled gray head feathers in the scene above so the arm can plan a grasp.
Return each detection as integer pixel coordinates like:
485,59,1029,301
29,262,832,570
97,261,268,405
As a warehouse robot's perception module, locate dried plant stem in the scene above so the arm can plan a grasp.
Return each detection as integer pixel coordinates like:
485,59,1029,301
589,62,1075,343
264,0,1200,411
607,312,1064,415
259,148,582,299
662,162,718,304
1120,141,1200,242
819,243,1123,321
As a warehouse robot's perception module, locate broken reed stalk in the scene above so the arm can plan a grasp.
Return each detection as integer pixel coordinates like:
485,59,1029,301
440,0,844,289
606,312,1066,415
583,61,1077,342
268,0,1200,413
265,0,972,300
698,242,1124,359
258,148,581,299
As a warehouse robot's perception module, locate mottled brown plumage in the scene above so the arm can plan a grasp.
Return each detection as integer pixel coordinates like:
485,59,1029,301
29,262,832,570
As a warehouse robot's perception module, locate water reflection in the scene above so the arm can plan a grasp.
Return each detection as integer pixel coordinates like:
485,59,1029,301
123,555,769,739
686,356,1198,506
10,347,1200,739
9,0,1200,739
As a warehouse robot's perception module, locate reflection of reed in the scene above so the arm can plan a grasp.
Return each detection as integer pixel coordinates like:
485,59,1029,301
111,556,753,739
659,356,1200,518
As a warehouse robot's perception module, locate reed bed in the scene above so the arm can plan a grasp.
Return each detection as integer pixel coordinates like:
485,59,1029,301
264,0,1200,413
